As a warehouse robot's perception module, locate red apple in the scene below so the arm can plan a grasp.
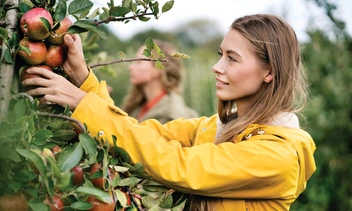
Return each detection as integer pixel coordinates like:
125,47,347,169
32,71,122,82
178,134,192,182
18,37,47,65
0,191,28,211
43,194,64,211
87,194,116,211
51,145,62,154
71,165,84,185
47,16,73,44
21,65,53,91
20,8,53,40
90,163,104,189
43,44,65,68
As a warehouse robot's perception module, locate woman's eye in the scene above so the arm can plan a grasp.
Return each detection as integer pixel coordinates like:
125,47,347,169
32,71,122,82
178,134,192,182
229,56,236,62
217,51,223,57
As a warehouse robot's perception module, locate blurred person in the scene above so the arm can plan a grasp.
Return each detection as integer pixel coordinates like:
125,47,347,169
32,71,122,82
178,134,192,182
120,40,199,123
23,14,316,211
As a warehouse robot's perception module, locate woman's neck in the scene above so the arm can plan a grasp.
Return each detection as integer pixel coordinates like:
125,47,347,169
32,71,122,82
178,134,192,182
143,81,166,103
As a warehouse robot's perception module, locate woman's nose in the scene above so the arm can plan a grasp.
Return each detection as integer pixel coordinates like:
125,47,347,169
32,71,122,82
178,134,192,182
212,61,224,74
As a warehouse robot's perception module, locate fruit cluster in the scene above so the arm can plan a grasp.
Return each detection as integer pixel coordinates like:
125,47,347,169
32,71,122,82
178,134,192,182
17,7,73,87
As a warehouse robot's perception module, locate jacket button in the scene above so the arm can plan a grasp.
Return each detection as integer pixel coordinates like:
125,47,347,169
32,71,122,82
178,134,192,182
202,127,206,131
98,130,104,136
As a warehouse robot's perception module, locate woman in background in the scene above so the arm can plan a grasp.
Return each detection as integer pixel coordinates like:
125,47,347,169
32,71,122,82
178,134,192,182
121,40,199,123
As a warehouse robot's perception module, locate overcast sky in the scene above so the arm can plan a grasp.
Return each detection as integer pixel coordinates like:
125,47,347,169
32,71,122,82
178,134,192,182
95,0,352,42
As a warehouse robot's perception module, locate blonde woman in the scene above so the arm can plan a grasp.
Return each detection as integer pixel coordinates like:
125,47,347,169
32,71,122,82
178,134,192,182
24,14,316,211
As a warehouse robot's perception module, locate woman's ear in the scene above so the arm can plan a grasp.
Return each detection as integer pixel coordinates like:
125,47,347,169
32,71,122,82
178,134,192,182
264,71,273,83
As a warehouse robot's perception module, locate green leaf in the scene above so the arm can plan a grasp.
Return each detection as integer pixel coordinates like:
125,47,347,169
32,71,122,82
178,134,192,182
46,156,62,180
28,196,50,211
4,48,14,64
171,198,187,211
141,195,159,209
70,201,93,210
13,98,27,119
162,0,174,13
117,177,141,187
145,37,154,50
170,52,191,59
32,129,53,146
0,27,8,40
155,60,164,69
75,186,113,203
72,20,108,40
160,193,173,208
79,133,97,160
56,170,72,191
52,129,76,141
57,142,83,172
68,0,94,15
138,16,150,22
53,0,67,22
110,6,131,17
142,49,151,57
143,185,170,192
114,189,128,207
13,170,37,182
39,17,52,33
16,148,46,177
0,144,21,162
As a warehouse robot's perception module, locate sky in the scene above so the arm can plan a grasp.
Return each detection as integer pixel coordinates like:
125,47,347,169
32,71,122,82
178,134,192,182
94,0,352,42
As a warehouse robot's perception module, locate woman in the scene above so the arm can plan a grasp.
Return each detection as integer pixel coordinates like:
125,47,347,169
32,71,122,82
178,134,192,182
121,40,199,123
23,14,316,210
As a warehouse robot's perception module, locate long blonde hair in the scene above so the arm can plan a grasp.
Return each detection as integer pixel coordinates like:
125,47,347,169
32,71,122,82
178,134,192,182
120,40,184,113
186,14,308,211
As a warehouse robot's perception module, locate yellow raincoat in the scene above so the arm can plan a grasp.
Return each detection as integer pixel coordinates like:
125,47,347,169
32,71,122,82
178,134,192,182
72,71,316,210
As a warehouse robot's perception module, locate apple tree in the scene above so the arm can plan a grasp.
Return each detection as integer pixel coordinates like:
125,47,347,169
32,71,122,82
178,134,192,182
0,0,188,210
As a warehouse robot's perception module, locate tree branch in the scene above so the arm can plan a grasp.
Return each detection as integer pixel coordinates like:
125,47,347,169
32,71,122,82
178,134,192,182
36,112,86,133
90,57,168,69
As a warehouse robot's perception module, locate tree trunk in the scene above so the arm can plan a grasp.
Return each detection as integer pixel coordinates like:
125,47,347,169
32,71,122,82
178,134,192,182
0,0,19,121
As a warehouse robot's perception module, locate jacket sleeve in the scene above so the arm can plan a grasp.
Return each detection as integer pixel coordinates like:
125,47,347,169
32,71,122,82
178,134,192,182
72,92,302,200
79,68,114,104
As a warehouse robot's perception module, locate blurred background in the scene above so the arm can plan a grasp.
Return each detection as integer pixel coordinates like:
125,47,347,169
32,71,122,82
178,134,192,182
81,0,352,210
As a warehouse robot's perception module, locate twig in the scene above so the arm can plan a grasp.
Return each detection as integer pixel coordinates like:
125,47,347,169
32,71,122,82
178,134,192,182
90,57,168,69
36,112,85,132
13,92,34,103
94,12,156,25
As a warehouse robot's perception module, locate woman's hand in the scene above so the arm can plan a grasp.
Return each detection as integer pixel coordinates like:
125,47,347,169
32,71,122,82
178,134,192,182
22,66,86,111
62,34,89,87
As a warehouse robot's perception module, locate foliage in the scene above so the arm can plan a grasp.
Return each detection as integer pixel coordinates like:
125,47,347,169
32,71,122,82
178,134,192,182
291,28,352,211
0,96,187,210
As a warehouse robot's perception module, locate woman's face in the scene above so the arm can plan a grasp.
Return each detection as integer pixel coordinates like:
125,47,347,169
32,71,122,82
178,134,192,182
128,46,161,86
212,29,272,108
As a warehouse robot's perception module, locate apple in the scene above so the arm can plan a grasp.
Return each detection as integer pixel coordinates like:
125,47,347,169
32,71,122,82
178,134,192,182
71,165,84,185
20,65,53,91
47,16,73,44
18,37,47,65
0,191,28,211
20,8,53,40
90,163,104,189
51,145,62,154
87,194,116,211
43,194,64,211
43,44,65,68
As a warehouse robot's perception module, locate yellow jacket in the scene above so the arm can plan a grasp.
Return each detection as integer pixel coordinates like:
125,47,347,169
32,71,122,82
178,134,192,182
72,71,316,210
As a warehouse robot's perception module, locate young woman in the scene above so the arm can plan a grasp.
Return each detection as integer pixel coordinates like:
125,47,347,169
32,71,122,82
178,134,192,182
121,40,198,123
23,14,316,211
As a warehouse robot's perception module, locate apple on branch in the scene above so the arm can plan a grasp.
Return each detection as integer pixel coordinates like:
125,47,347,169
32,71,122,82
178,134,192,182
43,44,65,68
47,16,73,45
20,7,53,41
18,37,47,65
